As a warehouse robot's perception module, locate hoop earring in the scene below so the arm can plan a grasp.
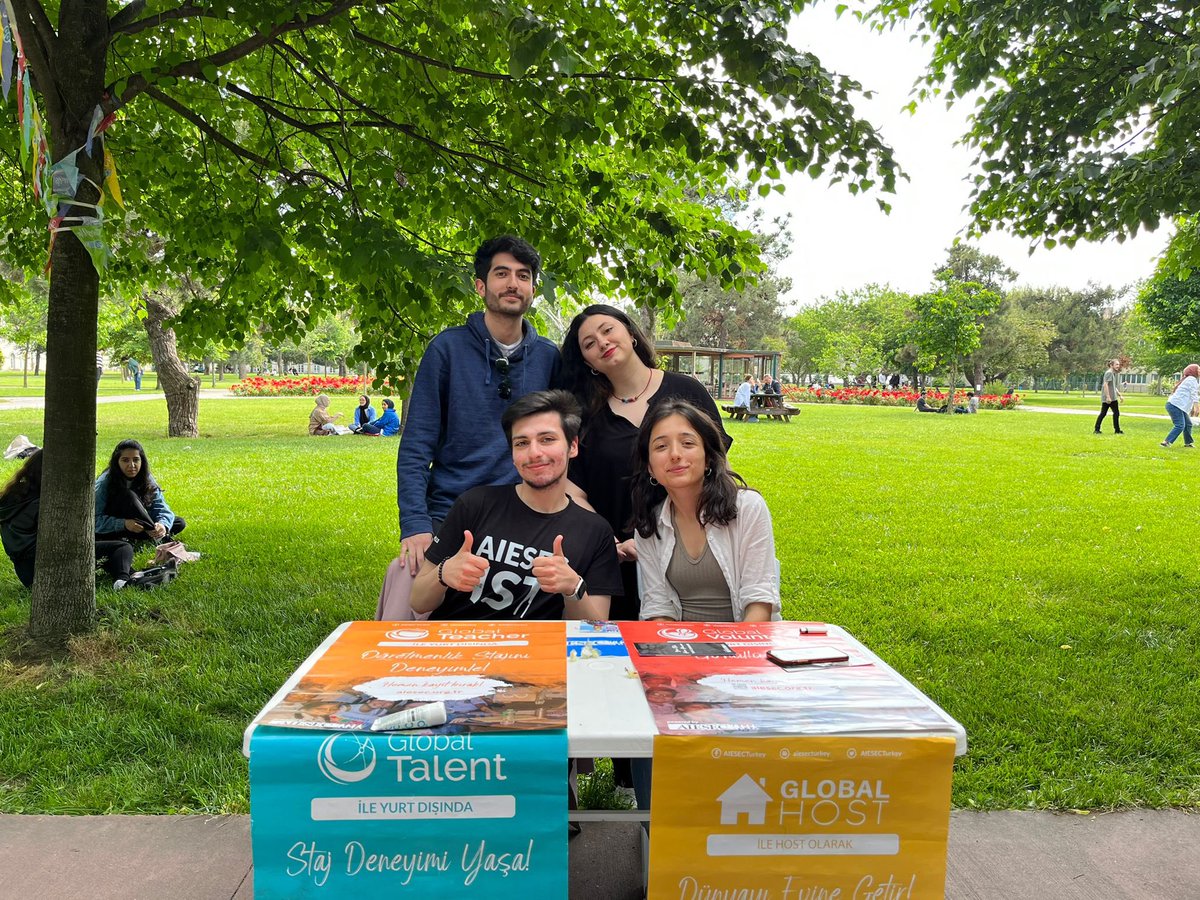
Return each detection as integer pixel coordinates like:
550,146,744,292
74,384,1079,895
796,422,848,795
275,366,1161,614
704,467,713,479
632,338,638,347
589,367,600,376
649,476,659,486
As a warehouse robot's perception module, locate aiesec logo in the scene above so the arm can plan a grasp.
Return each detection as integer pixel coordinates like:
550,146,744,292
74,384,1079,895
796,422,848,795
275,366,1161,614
317,733,377,784
658,626,698,640
384,628,429,641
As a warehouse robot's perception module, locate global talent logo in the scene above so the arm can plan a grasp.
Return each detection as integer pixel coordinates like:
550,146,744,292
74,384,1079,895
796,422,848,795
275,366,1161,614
658,626,698,640
317,733,377,784
384,628,429,641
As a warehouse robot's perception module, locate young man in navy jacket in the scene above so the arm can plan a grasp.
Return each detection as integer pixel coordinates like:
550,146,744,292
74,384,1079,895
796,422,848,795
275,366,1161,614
396,235,561,575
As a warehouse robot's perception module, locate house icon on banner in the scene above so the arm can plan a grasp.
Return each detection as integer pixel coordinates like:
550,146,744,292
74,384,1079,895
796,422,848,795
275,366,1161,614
717,774,772,825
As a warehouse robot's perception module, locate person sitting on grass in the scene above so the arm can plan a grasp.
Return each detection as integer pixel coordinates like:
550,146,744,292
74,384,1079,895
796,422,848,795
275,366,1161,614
95,439,187,544
915,391,942,413
355,398,401,436
349,394,376,433
309,393,345,435
1,450,135,589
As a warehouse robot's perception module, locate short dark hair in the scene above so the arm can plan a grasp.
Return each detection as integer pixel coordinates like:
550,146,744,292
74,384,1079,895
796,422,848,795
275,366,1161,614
474,235,541,284
501,389,581,445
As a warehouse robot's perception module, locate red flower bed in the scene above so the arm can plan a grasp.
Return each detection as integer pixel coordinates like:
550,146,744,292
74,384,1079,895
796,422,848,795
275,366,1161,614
229,376,401,396
781,385,1021,410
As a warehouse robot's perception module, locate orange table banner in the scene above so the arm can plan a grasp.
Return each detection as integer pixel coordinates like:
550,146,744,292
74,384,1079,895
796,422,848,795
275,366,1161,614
648,735,955,900
257,621,567,734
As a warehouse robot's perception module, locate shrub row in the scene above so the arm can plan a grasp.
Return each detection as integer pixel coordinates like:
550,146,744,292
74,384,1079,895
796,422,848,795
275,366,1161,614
781,385,1022,410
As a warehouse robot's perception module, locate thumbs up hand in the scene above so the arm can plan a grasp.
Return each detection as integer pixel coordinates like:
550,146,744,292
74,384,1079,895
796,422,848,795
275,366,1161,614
531,534,579,595
442,530,489,592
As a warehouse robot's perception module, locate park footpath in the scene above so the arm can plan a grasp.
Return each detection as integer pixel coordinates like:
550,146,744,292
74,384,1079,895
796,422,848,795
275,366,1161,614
0,809,1197,898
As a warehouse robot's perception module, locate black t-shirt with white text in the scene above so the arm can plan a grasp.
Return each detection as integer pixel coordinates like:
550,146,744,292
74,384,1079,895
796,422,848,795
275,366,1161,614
425,486,622,620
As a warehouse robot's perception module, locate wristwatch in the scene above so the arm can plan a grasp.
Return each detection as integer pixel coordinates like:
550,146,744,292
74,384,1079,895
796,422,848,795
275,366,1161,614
566,577,587,603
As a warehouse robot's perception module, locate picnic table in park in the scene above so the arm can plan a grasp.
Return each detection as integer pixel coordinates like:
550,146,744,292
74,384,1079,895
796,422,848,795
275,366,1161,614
723,392,800,421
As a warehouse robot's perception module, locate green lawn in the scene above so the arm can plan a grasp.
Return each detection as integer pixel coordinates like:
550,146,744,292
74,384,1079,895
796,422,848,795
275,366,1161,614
1018,389,1170,415
0,399,1196,814
0,372,179,398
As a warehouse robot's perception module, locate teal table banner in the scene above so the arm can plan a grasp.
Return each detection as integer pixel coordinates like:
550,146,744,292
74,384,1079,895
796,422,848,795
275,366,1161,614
250,726,567,898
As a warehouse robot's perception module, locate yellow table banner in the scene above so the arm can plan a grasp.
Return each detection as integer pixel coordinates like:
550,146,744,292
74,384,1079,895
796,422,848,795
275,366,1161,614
648,735,955,900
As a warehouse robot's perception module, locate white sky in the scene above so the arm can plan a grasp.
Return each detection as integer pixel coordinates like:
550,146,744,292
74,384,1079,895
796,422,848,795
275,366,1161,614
757,7,1171,311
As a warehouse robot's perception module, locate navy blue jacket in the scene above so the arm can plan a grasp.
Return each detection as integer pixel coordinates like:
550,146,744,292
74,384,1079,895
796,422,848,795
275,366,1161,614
396,312,561,536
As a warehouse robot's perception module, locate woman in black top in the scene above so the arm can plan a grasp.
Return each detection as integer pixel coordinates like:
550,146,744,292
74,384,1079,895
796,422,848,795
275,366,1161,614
0,450,135,589
562,304,731,620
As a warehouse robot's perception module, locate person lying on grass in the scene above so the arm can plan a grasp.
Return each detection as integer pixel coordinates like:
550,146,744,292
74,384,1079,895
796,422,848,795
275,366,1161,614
95,439,187,544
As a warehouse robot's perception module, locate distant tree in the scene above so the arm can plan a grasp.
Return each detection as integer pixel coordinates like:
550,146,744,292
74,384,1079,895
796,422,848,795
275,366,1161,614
967,298,1056,387
670,204,790,350
936,245,1016,292
0,278,49,387
783,284,914,383
911,273,1000,398
300,313,359,375
1121,305,1193,393
933,246,1015,387
1018,285,1127,390
1139,271,1200,355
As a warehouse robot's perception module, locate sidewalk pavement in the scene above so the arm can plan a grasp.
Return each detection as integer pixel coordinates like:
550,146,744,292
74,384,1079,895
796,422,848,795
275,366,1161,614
0,809,1195,899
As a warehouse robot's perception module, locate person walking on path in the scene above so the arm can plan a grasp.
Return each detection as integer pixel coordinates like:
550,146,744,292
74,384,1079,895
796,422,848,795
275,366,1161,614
1094,359,1124,435
1160,364,1200,448
396,235,561,577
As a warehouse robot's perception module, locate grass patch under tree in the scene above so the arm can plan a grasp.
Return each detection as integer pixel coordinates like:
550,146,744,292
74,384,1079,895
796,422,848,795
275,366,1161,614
0,398,1195,814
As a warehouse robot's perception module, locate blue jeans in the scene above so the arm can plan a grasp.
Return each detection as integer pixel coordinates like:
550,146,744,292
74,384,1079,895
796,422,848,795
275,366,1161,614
133,371,142,390
1165,402,1193,446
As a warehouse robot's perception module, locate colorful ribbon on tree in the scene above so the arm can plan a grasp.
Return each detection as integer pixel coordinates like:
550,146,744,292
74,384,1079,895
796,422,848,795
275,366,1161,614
2,0,125,273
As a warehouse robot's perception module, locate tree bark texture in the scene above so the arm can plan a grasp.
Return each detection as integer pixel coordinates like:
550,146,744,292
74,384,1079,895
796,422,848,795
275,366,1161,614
144,293,200,437
27,1,109,643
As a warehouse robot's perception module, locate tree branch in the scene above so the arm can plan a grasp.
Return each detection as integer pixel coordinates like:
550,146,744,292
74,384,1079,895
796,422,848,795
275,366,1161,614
106,0,378,113
10,0,55,54
111,2,222,37
144,85,345,192
353,25,678,86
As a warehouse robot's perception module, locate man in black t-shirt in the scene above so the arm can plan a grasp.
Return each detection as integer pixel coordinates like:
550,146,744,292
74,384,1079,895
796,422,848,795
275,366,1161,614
412,390,621,620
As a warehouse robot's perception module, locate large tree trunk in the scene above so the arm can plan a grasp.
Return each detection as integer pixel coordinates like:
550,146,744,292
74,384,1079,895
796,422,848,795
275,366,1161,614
144,293,200,437
29,3,109,644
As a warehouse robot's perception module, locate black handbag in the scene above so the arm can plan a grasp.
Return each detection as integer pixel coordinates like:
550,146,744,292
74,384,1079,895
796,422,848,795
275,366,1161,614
129,560,179,590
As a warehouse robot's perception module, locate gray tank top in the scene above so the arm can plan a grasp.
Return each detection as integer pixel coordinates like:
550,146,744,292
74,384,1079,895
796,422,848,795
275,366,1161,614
667,510,734,622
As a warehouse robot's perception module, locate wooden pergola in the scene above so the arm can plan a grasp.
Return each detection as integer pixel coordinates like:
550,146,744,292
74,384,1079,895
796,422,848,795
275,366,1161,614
654,340,781,400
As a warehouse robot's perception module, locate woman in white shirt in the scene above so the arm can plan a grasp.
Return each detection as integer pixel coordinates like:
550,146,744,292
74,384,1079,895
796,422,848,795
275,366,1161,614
1161,364,1200,448
629,399,780,622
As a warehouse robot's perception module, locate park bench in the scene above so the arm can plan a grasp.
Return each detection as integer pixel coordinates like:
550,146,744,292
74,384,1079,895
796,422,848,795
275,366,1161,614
722,404,799,422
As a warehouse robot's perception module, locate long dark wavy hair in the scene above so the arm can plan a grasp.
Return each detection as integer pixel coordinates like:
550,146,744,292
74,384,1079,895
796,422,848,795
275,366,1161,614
629,400,745,539
561,304,658,421
0,449,42,506
105,439,160,506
